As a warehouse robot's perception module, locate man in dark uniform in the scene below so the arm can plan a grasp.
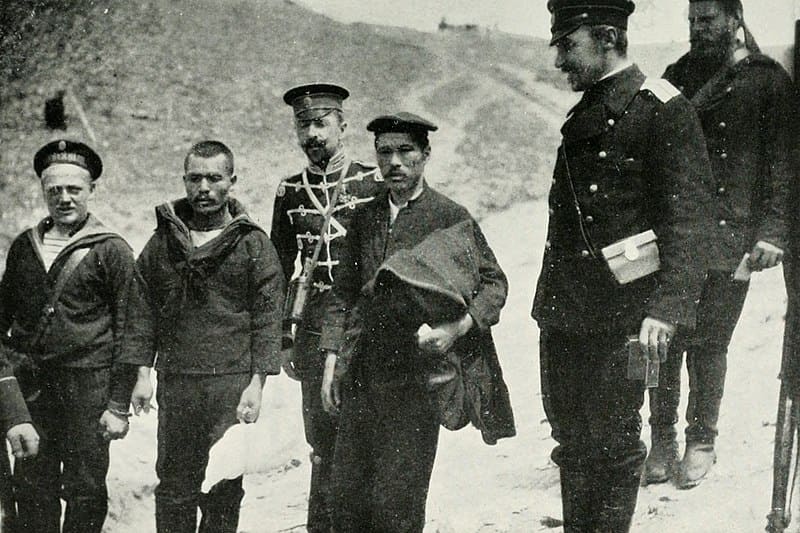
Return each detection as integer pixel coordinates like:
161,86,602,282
644,0,795,489
0,140,153,533
0,365,38,529
270,83,383,532
138,140,284,533
320,112,509,532
533,1,715,530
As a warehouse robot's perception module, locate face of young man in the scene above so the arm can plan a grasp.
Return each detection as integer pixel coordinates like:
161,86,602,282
689,1,738,59
183,153,236,219
554,25,611,92
294,111,346,168
41,164,94,232
375,132,430,201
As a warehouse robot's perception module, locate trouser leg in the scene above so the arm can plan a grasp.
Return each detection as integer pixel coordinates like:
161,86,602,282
369,382,440,533
14,373,67,533
156,373,250,533
685,271,749,445
60,369,111,533
540,329,645,533
297,332,338,533
331,380,374,533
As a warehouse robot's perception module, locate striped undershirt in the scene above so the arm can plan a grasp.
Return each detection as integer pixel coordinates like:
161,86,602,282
41,232,71,270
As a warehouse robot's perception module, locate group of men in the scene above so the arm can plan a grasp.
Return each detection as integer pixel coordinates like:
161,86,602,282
535,0,796,531
0,77,515,531
0,0,797,532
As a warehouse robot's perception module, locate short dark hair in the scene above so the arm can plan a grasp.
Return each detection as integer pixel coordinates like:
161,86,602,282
374,130,430,151
184,140,234,174
589,25,628,54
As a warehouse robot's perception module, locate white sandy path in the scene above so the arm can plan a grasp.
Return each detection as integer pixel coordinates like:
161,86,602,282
105,197,789,532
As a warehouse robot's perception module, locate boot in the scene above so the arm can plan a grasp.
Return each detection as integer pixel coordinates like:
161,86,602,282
676,443,716,489
642,430,678,485
559,469,596,532
595,471,640,533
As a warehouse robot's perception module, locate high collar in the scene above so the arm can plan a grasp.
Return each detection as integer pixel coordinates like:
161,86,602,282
306,149,347,176
567,64,644,119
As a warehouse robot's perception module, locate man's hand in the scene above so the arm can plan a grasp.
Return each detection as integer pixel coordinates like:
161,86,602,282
416,314,474,355
99,410,130,441
281,348,300,382
321,352,340,415
7,423,39,459
236,375,264,424
131,366,154,415
639,316,676,363
749,241,784,271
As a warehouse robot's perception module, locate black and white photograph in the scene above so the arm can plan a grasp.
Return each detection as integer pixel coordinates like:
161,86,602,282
0,1,799,531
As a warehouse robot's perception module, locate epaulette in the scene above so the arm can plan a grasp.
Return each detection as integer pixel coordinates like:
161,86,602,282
640,78,681,104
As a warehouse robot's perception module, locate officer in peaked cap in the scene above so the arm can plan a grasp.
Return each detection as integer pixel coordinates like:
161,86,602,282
547,0,635,45
283,82,350,120
34,139,103,181
320,111,512,532
532,0,716,530
272,82,383,532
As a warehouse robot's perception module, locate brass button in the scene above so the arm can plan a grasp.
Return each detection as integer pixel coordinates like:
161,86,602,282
607,119,615,127
725,86,733,93
545,240,552,250
719,122,726,129
717,187,726,194
598,151,608,159
581,249,590,258
589,184,598,193
552,178,557,186
720,152,728,160
719,220,727,227
548,207,555,216
585,215,594,223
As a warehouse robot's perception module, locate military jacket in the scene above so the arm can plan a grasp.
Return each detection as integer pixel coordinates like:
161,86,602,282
270,157,383,332
665,52,796,270
532,65,715,333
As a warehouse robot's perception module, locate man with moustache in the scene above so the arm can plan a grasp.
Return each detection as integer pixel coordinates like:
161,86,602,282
137,140,284,532
534,1,715,530
270,83,382,532
644,0,795,489
0,140,153,533
320,112,510,532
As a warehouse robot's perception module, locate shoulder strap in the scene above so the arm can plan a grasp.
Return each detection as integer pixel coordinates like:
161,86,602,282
51,247,90,306
29,246,92,350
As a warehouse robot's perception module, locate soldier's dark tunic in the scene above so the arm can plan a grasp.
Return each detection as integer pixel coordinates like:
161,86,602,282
531,64,714,527
650,51,796,445
270,155,382,531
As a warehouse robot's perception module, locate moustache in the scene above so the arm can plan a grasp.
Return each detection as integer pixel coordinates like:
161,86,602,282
302,140,326,150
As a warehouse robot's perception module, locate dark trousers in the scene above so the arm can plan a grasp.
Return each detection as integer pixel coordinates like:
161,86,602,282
648,270,749,444
13,367,111,533
331,376,440,533
295,330,339,533
540,328,646,532
155,373,250,533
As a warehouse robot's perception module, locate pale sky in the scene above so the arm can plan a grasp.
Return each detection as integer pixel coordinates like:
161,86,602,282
296,0,797,46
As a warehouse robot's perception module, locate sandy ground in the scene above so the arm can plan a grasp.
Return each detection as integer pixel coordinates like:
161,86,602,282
101,198,791,532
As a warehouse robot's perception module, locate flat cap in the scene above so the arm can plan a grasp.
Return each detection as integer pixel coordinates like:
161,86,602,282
366,112,438,135
283,83,349,119
548,0,635,45
34,139,103,181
